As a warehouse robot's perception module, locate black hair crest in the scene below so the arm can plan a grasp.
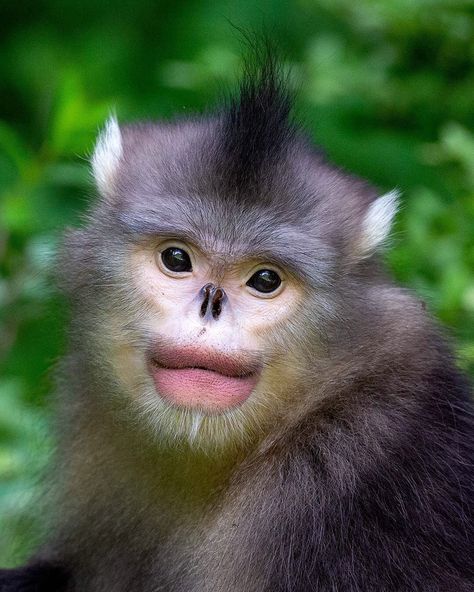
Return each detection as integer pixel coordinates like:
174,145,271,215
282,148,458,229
218,47,296,194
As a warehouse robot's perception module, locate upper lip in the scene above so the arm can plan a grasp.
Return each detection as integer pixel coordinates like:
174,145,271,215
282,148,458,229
147,344,261,379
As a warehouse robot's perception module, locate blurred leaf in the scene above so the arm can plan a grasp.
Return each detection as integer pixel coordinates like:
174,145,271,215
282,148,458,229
48,71,113,156
0,122,32,174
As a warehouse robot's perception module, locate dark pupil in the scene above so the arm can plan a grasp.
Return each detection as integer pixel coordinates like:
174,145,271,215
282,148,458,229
247,269,281,293
161,247,192,272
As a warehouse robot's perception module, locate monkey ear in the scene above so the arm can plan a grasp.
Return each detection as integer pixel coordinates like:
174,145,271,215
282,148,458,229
356,189,400,257
91,115,123,196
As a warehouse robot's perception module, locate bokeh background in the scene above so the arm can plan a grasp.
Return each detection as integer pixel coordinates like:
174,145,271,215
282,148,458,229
1,0,473,567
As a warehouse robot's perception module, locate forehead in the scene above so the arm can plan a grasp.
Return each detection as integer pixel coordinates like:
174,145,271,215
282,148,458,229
116,193,334,285
112,121,342,284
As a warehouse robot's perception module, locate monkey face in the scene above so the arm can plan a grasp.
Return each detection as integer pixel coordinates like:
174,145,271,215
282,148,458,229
98,232,309,447
132,238,302,411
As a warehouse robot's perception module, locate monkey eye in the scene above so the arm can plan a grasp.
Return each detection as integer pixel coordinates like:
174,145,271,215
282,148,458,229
246,269,282,295
161,247,193,273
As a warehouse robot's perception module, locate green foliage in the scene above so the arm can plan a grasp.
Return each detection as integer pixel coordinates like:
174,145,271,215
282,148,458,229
0,0,473,566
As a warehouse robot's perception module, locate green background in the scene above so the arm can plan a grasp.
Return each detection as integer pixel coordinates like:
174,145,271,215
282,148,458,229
1,0,473,566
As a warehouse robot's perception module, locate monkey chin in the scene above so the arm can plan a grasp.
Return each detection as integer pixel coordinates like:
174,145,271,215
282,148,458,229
149,366,260,413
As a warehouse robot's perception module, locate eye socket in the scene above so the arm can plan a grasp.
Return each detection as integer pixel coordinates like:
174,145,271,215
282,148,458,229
160,247,192,273
246,269,282,294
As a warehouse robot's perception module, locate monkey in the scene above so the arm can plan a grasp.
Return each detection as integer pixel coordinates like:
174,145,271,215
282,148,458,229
0,56,473,592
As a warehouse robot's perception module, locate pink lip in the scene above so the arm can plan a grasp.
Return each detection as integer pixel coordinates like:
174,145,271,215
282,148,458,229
147,345,261,413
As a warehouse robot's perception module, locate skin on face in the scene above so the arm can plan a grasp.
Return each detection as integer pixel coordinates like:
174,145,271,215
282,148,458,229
112,238,303,419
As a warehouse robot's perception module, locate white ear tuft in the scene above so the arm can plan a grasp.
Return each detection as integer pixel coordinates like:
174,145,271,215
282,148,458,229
358,189,399,256
92,115,123,196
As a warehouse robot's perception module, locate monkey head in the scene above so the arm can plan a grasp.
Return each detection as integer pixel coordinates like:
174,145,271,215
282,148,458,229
61,71,398,450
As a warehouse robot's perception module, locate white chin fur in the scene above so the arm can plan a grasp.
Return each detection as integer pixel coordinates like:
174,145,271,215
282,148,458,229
134,384,265,452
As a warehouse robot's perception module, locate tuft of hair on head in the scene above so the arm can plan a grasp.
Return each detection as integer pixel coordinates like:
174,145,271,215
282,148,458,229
91,114,123,197
356,189,400,257
219,42,296,191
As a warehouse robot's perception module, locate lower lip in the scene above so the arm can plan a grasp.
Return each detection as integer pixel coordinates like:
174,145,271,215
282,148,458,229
149,366,259,412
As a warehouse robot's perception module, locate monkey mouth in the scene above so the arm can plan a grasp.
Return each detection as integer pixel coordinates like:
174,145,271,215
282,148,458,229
146,346,262,413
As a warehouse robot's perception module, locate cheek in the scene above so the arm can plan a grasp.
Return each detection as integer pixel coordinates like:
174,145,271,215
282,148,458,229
129,249,197,314
96,311,150,396
234,291,301,340
112,342,146,394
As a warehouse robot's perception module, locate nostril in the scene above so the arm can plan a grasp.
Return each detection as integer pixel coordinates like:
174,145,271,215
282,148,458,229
200,298,208,318
199,284,213,318
199,284,226,320
211,288,225,319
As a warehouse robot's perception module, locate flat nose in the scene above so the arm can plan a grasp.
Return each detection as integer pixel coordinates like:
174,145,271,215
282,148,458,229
199,283,226,321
